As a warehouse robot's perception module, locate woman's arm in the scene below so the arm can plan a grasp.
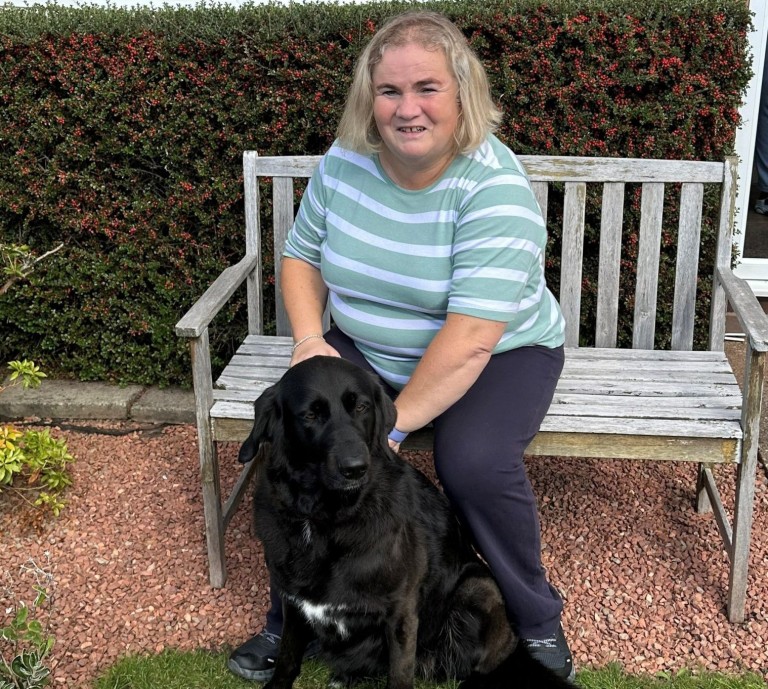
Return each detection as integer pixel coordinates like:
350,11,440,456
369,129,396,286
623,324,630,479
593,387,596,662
281,256,340,364
392,312,506,434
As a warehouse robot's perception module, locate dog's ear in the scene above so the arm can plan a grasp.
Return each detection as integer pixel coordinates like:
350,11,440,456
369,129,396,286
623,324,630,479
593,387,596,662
238,384,280,463
370,376,398,454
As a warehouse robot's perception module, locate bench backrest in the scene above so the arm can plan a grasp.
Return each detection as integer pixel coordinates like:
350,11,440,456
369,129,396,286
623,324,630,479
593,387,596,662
243,153,737,352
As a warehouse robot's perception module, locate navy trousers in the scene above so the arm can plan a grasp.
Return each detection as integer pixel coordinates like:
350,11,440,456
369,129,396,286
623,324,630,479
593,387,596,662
265,326,565,639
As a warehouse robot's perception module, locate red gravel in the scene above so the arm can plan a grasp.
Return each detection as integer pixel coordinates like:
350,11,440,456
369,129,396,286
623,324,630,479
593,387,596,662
1,422,767,687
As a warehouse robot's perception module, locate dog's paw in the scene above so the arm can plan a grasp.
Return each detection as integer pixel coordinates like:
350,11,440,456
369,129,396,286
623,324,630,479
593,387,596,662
327,673,365,689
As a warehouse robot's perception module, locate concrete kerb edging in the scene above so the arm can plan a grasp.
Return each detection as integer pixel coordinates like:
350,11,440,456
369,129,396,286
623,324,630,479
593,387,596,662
0,377,196,426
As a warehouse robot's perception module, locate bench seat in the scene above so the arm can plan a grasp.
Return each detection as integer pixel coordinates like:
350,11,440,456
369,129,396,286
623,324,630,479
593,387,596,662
210,336,742,465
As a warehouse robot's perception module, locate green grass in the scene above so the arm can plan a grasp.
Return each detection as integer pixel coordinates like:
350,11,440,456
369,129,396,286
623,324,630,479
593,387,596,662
93,652,766,689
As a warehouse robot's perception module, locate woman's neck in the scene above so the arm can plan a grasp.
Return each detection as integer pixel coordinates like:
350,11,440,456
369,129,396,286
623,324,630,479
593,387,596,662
378,150,456,190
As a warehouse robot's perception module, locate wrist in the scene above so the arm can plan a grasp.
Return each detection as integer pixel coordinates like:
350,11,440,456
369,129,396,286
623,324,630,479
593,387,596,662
292,333,325,353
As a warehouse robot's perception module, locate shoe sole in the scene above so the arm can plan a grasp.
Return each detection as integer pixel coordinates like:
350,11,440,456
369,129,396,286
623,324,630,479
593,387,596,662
227,657,275,682
227,645,320,682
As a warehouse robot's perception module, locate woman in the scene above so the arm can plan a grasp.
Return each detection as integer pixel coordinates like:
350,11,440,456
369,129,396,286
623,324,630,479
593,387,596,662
229,10,574,683
755,47,768,215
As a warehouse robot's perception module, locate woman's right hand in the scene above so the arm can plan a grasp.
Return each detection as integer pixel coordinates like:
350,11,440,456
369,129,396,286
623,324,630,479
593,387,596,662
290,337,341,367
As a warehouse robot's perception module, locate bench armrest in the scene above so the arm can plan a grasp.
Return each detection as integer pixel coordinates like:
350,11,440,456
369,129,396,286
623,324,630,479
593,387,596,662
717,265,768,353
175,255,260,338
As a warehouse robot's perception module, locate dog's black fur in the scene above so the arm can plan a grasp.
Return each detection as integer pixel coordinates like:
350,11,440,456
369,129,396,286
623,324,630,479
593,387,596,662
238,356,573,689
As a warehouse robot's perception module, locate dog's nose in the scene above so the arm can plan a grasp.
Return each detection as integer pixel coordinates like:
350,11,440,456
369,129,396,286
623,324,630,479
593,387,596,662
338,457,368,481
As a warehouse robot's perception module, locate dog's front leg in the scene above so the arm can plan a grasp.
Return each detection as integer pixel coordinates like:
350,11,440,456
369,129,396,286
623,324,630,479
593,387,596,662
385,601,419,689
264,601,314,689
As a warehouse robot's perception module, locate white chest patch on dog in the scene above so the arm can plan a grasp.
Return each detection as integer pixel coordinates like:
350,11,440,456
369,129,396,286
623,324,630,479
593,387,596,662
302,520,312,545
287,594,350,638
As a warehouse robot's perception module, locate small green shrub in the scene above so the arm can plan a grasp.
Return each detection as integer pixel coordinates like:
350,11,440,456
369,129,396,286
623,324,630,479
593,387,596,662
0,362,74,518
0,559,55,689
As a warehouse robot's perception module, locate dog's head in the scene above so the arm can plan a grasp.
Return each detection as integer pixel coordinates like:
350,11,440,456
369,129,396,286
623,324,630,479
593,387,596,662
238,356,397,493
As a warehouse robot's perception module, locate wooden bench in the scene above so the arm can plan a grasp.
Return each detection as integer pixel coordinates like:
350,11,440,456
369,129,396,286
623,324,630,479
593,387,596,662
175,152,768,623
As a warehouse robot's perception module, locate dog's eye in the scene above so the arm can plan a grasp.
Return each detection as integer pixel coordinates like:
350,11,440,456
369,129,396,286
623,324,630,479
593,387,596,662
303,410,317,421
355,402,369,414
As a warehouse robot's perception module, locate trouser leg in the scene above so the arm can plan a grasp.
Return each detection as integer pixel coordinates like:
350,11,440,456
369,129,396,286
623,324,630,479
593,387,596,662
756,49,768,193
432,345,565,638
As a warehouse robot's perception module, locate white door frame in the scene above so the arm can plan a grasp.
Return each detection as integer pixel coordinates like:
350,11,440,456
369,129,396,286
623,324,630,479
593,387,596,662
734,1,768,295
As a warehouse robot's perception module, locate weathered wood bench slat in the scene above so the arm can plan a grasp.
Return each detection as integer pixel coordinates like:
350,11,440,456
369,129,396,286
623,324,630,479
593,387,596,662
217,371,288,388
561,363,735,378
550,393,740,410
633,183,664,349
562,347,730,361
672,183,704,350
249,154,727,183
220,361,740,394
175,255,260,338
524,433,738,463
176,152,768,625
538,415,740,439
595,182,624,348
560,182,586,347
211,389,743,420
564,356,732,370
547,404,742,421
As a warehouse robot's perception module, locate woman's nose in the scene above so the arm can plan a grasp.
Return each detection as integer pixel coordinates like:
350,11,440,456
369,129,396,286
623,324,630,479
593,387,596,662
396,92,421,118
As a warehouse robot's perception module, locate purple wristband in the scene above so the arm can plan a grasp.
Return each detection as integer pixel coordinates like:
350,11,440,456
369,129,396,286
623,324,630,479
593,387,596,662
388,427,409,444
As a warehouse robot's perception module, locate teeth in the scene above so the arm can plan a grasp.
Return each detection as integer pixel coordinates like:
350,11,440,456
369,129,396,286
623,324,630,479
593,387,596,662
401,127,425,133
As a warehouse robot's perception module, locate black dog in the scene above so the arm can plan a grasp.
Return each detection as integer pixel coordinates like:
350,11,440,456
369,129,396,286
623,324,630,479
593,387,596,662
238,356,574,689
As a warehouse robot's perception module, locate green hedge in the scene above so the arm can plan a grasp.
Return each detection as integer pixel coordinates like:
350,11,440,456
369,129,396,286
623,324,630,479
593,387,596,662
0,0,752,386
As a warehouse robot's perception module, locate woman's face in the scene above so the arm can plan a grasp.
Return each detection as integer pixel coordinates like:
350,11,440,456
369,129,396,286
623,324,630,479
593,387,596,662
372,43,461,189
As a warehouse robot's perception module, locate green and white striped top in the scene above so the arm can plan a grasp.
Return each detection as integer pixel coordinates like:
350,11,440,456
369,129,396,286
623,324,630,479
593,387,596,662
284,135,565,390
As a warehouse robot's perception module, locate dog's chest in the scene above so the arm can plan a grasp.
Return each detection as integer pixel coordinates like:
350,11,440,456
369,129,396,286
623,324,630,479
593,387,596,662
285,593,353,638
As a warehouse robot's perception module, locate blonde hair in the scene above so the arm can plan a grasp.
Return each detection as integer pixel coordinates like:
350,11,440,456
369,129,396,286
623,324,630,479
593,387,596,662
336,11,502,156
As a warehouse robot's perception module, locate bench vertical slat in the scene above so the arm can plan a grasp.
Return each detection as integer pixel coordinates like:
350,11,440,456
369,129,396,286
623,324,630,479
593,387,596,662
560,182,587,347
671,183,704,351
273,177,295,337
596,182,625,347
532,181,549,227
243,151,263,335
633,183,665,349
709,156,738,351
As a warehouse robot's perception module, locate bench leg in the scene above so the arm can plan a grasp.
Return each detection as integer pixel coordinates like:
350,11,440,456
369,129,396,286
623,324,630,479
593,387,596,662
726,345,765,623
189,331,227,588
695,463,712,514
200,428,227,588
727,454,758,623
